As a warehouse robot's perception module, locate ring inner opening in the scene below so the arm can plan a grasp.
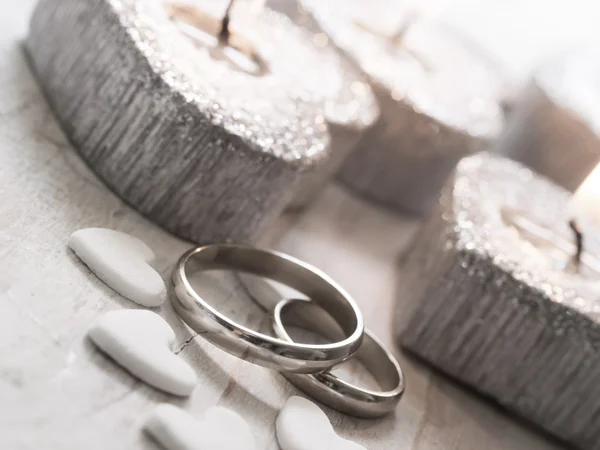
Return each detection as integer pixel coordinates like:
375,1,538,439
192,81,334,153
278,299,398,391
184,246,360,341
186,270,299,332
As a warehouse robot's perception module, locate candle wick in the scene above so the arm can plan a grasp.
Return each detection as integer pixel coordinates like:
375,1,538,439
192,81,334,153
389,11,417,46
569,219,584,268
381,11,433,72
219,0,236,44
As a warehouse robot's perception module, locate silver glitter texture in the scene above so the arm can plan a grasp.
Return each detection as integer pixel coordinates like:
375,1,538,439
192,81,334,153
396,153,600,450
267,0,379,209
294,0,505,215
27,0,376,243
494,53,600,192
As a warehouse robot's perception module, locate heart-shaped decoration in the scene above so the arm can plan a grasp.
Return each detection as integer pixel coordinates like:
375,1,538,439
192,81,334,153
88,309,196,396
277,396,366,450
69,228,166,307
145,403,256,450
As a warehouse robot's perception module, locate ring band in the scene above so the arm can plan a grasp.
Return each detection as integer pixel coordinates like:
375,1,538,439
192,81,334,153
272,298,404,418
171,245,364,373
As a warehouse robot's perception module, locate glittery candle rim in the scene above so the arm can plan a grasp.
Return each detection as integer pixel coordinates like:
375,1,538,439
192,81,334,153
110,0,379,169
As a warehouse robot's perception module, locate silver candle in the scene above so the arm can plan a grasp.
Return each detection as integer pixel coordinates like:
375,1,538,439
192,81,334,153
494,52,600,192
27,0,376,243
396,152,600,449
289,0,505,215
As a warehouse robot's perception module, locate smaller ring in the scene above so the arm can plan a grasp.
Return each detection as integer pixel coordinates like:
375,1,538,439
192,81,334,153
272,298,404,418
171,245,364,373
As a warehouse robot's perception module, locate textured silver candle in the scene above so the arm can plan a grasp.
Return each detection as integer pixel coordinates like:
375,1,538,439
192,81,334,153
494,53,600,192
291,0,505,215
27,0,376,243
289,60,378,209
396,153,600,450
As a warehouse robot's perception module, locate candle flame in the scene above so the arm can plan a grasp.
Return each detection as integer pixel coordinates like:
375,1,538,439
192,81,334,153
571,163,600,226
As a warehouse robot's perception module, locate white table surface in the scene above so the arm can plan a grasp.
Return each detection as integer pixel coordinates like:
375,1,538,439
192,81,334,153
0,0,568,448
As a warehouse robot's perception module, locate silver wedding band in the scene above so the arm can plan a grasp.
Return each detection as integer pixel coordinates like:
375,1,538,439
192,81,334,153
272,298,405,418
171,245,364,373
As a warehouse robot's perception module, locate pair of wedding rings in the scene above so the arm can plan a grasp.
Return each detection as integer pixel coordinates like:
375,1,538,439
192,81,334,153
171,245,404,418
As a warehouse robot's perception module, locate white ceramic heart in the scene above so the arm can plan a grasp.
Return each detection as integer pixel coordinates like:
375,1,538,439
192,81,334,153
277,396,366,450
87,309,196,396
145,403,256,450
69,228,166,307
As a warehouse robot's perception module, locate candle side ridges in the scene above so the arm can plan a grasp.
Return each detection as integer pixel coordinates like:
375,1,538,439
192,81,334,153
26,0,379,242
396,153,600,449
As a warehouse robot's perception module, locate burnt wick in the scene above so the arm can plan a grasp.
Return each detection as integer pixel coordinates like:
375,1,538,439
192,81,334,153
569,219,584,268
218,0,235,44
353,12,432,72
389,10,418,46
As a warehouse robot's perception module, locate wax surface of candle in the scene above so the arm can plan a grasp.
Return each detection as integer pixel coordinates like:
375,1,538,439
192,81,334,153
167,2,267,76
503,208,600,279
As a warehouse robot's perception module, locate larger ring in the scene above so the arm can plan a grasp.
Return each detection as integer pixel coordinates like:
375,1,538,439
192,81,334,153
171,245,364,373
272,298,404,418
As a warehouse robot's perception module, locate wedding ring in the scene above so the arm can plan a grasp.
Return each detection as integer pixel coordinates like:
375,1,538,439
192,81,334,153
272,298,404,418
171,245,364,374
